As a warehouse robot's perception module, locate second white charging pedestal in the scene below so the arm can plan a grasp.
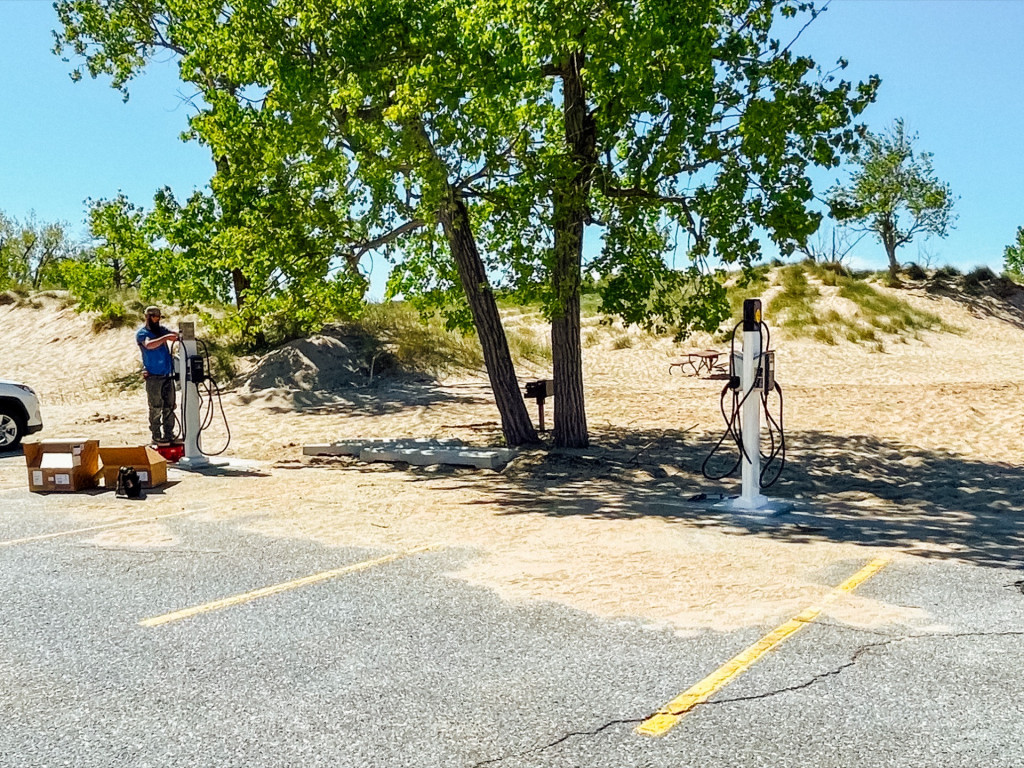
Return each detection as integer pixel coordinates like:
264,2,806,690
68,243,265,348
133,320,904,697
723,300,790,516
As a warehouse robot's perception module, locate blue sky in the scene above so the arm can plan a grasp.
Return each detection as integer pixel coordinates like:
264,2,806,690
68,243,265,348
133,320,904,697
2,0,1023,288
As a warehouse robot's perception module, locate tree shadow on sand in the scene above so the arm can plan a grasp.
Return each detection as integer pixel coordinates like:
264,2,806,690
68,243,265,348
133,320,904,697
446,428,1024,572
913,275,1024,332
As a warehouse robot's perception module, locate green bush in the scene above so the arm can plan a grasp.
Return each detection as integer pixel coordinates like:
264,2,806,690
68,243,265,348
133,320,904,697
836,276,949,335
356,301,485,374
92,304,133,332
963,265,997,292
756,261,953,344
767,264,821,328
611,333,634,349
992,275,1021,298
726,265,771,318
903,262,927,280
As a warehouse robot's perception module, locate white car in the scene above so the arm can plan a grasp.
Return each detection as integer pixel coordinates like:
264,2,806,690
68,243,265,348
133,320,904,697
0,379,43,451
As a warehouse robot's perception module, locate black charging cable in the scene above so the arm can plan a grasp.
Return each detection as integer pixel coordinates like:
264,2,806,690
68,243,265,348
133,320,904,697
700,320,786,485
194,339,231,456
170,337,231,456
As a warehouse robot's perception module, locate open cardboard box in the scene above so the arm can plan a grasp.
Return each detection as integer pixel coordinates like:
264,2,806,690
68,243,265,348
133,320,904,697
99,446,168,489
25,439,101,493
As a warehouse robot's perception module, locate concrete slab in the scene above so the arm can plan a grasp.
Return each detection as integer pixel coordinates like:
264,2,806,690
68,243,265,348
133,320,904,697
304,439,515,470
360,447,512,470
303,438,463,457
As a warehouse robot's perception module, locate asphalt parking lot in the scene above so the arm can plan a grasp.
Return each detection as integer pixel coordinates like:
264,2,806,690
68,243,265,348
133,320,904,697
2,454,1023,767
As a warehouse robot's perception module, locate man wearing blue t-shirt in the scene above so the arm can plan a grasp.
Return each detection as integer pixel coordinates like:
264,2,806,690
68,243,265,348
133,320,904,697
136,306,179,446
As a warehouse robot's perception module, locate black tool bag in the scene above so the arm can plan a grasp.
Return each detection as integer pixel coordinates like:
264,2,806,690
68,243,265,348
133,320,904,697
115,466,143,499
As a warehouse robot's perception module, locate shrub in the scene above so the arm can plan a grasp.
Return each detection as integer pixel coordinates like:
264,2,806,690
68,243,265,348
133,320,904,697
992,275,1021,299
726,265,771,318
812,326,837,344
506,326,552,363
611,333,633,349
903,262,927,281
198,338,240,383
967,265,996,282
356,301,485,374
963,265,997,292
92,304,133,332
767,264,821,328
819,261,850,277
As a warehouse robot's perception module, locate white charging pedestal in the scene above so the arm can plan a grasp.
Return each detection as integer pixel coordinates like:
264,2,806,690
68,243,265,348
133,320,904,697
732,322,768,511
176,321,209,469
725,299,790,516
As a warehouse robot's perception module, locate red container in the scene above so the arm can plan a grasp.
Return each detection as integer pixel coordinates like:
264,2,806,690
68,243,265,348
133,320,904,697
153,443,185,463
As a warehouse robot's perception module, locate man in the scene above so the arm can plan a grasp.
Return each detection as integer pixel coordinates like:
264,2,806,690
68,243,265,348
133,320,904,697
136,306,178,446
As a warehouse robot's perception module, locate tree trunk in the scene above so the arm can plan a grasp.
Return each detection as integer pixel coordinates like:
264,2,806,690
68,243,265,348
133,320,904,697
884,240,899,281
438,193,539,448
231,268,250,309
215,155,252,314
550,49,596,449
879,217,900,281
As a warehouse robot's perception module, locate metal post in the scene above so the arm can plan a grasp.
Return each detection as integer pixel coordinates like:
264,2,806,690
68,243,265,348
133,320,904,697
733,300,767,511
177,321,208,468
736,330,766,509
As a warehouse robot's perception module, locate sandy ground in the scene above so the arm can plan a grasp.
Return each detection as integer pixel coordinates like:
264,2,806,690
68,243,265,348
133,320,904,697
1,288,1021,637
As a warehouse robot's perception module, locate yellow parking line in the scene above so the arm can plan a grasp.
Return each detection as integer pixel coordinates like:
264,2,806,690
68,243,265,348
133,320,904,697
0,510,194,548
636,557,890,738
140,545,435,627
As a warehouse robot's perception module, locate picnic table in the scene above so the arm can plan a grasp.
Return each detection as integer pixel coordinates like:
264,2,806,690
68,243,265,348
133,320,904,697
669,349,724,377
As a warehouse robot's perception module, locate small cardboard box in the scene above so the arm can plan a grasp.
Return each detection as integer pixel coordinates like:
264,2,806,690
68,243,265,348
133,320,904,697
25,439,101,493
99,446,168,489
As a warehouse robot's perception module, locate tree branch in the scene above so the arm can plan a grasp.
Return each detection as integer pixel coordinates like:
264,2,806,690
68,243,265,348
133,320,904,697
352,219,426,257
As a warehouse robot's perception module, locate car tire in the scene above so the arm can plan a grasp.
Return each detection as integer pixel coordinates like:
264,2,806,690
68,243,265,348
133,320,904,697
0,406,25,451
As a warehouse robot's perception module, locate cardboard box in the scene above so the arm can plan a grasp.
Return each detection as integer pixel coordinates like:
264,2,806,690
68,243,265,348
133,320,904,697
99,446,168,489
25,439,101,493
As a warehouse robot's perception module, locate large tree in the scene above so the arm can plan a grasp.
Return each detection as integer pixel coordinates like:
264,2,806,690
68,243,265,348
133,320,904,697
56,0,540,446
56,0,876,448
456,0,878,445
830,118,955,281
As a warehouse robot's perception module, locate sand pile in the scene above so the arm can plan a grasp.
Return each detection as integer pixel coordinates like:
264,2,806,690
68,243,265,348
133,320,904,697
239,324,394,393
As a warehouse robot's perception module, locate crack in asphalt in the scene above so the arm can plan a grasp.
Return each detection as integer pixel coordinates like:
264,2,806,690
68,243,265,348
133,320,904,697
470,718,645,768
470,629,1024,767
708,630,1024,708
